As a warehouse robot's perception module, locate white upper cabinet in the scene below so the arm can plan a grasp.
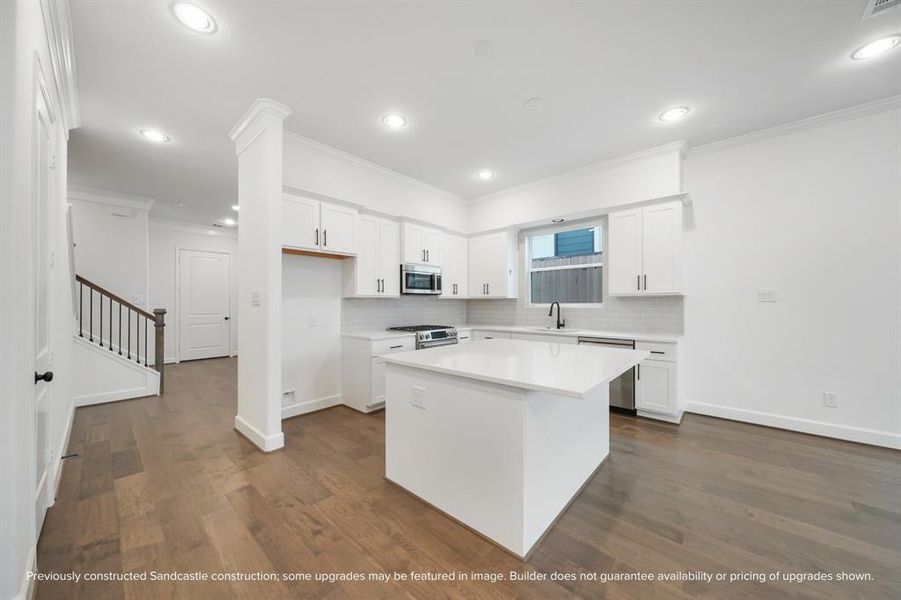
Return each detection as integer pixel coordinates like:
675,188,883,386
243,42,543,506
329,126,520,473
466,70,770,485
440,233,468,299
344,215,400,297
283,195,358,255
608,201,682,296
402,222,442,265
468,231,517,298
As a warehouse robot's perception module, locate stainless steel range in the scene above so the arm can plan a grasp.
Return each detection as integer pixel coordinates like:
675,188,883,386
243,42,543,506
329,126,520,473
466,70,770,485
386,325,458,349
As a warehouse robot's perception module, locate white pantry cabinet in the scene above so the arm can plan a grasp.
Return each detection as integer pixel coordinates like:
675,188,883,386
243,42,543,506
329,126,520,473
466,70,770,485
608,201,682,296
402,222,442,265
282,195,358,255
468,231,518,298
440,233,468,298
343,215,400,297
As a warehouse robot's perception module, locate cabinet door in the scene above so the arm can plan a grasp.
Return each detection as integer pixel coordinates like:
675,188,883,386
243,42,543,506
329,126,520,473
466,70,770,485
641,203,682,294
483,233,508,297
379,219,401,296
441,234,467,298
635,360,676,414
402,223,425,264
608,208,642,295
371,357,386,408
320,202,357,254
421,227,442,265
355,215,380,296
282,196,320,250
472,330,512,340
468,235,489,296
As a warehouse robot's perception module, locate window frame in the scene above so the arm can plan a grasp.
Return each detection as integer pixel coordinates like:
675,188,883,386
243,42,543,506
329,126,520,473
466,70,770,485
524,220,605,308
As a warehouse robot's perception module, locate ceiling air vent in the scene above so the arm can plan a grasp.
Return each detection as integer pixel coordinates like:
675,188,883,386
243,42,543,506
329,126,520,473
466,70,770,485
863,0,901,19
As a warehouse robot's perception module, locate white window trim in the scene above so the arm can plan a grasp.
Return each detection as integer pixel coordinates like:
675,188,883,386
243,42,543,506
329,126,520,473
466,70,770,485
524,220,605,308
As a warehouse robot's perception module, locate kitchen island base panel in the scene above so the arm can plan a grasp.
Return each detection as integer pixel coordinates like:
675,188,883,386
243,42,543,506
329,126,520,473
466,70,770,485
385,363,610,559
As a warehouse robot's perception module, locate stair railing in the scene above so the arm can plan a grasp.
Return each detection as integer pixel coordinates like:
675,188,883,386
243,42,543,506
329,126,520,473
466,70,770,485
75,274,167,393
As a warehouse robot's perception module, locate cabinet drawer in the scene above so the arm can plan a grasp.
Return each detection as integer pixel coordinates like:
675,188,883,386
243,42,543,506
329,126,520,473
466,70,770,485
472,330,512,340
636,341,676,362
372,337,415,356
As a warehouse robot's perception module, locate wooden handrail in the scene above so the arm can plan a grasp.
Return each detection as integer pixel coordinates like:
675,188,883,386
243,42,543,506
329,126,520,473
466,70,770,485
76,274,155,319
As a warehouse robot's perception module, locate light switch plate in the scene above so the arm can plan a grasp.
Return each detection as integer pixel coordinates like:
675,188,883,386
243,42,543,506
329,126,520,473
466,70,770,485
412,386,426,409
823,392,838,408
758,288,777,302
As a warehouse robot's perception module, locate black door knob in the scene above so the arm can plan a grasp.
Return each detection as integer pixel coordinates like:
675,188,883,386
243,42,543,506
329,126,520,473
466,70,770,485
35,371,53,384
224,316,229,320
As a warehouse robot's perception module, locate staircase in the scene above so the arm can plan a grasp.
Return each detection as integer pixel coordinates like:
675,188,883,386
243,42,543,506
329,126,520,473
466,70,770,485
73,274,167,405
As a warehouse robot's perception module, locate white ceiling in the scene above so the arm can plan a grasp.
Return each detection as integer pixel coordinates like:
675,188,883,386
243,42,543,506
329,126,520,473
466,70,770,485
67,0,901,225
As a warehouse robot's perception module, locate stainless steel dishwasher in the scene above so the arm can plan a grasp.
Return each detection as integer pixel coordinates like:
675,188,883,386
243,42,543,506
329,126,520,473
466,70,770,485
577,336,636,410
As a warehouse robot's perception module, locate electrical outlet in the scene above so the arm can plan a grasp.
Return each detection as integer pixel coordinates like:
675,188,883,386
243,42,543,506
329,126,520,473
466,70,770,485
823,392,838,408
412,386,426,409
308,314,317,327
758,288,778,302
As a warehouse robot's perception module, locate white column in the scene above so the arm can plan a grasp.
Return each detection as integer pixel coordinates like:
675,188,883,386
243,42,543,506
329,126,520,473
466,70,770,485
228,98,292,452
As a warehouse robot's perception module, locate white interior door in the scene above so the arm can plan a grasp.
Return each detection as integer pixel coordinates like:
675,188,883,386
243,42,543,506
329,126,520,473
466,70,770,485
33,82,53,533
178,249,230,361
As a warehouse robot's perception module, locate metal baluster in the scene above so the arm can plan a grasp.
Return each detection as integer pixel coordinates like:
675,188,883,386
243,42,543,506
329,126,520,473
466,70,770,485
89,289,93,342
109,297,113,350
99,292,103,346
144,316,148,366
118,304,122,355
127,308,131,360
136,313,140,363
79,283,83,337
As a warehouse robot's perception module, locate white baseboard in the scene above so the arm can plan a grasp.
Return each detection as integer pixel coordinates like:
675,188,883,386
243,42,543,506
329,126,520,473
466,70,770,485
282,393,342,419
637,409,683,424
50,402,76,503
74,383,158,407
684,402,901,449
15,545,36,600
234,415,285,452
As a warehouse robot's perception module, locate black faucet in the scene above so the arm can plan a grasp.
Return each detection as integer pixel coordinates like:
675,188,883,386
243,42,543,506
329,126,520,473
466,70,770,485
548,302,565,329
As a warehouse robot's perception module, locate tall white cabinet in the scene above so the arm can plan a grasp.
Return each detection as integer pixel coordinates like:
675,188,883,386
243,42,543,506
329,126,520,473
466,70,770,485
468,231,518,298
608,201,682,296
440,233,468,298
282,194,358,255
343,214,400,297
402,222,442,265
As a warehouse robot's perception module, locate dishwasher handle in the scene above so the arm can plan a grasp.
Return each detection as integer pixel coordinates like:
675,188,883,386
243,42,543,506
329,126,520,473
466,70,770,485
577,336,635,348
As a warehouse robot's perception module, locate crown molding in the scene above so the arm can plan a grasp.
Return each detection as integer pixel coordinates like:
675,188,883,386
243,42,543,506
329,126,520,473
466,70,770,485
283,130,468,206
228,98,292,155
149,218,238,238
687,95,901,158
468,141,687,205
39,0,80,135
68,186,155,211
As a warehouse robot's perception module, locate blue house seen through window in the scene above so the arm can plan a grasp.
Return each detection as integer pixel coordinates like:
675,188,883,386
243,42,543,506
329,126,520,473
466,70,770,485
554,228,596,257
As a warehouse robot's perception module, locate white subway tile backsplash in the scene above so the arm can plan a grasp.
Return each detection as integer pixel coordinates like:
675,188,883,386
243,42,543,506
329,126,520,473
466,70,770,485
342,297,467,331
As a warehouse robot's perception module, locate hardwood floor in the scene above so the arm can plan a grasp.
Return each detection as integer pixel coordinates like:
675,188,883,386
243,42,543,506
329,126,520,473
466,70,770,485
37,357,901,599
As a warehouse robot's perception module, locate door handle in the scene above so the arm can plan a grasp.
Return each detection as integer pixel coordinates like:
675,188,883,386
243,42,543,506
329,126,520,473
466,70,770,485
35,371,53,384
224,316,229,320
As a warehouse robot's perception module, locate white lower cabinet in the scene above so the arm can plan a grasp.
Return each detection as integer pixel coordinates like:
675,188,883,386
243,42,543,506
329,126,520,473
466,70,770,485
341,336,415,412
511,332,577,345
457,328,472,343
472,330,512,341
634,341,680,421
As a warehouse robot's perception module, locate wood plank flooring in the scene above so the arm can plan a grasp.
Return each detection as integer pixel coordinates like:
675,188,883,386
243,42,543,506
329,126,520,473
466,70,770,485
36,357,901,599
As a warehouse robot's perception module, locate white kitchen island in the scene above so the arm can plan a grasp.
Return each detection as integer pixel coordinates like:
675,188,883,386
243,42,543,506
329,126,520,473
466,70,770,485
382,338,648,559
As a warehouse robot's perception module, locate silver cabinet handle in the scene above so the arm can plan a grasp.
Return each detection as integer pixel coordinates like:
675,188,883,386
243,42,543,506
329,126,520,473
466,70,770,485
315,228,319,245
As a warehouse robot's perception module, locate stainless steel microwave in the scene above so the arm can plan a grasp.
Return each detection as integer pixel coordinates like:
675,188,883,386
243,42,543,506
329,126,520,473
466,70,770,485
401,263,442,295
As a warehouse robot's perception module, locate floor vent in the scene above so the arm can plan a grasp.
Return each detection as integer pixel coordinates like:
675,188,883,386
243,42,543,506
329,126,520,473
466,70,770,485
863,0,900,19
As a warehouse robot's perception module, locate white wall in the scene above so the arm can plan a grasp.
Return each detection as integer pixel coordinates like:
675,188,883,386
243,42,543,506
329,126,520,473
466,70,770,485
282,255,343,417
149,221,238,363
467,142,684,233
284,133,469,233
0,1,76,598
682,109,901,448
69,192,150,307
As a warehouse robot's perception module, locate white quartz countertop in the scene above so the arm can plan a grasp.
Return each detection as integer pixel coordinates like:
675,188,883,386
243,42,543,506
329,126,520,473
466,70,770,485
382,339,649,398
458,325,681,344
341,330,416,341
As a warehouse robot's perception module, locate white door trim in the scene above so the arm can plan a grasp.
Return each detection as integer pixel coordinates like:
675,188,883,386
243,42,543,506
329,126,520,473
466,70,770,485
175,247,232,363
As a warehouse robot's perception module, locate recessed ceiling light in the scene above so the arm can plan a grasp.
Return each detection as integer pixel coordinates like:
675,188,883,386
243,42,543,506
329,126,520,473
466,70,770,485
139,129,169,143
173,3,216,34
382,113,406,129
658,106,690,123
476,169,495,181
231,205,239,211
223,218,235,226
524,97,544,110
471,40,493,60
851,35,901,60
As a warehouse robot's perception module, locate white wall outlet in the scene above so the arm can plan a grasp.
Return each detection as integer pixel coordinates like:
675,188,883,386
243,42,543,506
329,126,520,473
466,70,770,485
308,314,317,327
250,291,262,306
758,288,778,302
412,386,426,409
823,392,838,408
